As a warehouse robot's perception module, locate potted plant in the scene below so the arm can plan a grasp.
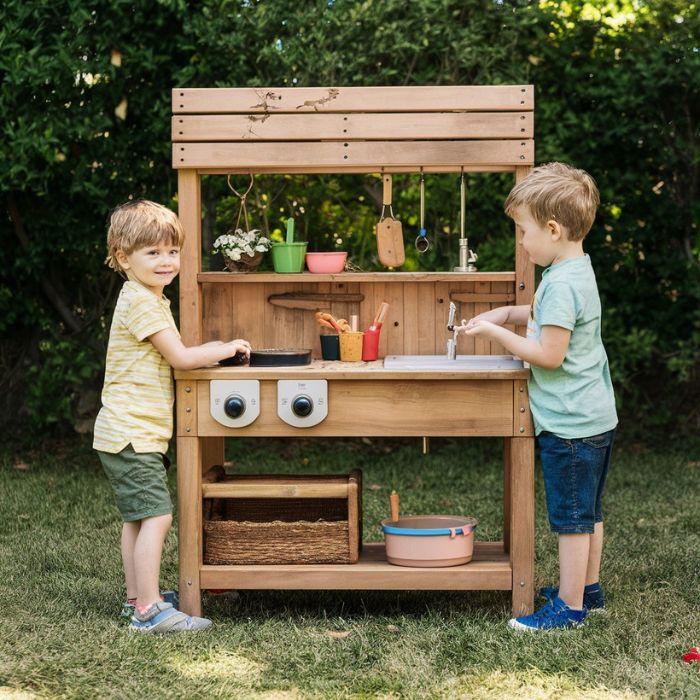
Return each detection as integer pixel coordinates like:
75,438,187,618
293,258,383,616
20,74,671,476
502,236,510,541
213,228,271,272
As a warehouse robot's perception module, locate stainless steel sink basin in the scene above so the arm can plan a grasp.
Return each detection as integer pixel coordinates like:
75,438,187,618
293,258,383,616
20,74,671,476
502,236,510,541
383,354,524,370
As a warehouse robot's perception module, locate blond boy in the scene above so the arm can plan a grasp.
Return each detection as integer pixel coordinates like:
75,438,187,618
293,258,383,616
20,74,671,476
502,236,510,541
459,163,617,631
94,200,250,633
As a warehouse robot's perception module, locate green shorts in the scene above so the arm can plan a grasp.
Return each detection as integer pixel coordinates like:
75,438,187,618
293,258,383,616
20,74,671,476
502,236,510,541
97,445,173,522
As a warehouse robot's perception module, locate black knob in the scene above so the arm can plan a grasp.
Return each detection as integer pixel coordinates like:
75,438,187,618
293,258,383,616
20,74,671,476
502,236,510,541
224,395,246,419
292,395,313,417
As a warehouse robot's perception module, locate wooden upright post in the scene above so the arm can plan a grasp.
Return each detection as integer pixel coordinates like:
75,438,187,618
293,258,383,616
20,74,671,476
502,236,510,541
177,436,203,616
178,169,202,346
514,165,535,311
507,436,535,615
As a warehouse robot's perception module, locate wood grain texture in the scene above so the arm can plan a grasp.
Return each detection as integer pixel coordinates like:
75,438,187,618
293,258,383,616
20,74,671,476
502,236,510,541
174,140,534,170
199,542,512,590
508,436,535,615
176,437,203,616
173,85,534,114
196,379,514,437
173,112,534,142
178,170,202,345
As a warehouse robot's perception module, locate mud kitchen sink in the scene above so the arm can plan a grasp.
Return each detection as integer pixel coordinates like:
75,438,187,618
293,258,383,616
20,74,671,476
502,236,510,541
383,355,525,371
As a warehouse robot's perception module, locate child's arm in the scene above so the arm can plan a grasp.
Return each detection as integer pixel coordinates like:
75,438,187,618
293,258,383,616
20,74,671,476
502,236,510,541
459,320,570,369
149,328,251,370
467,304,530,327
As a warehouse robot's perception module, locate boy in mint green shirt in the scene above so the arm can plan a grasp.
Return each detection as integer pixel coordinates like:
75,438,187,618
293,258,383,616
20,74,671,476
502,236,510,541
459,162,617,631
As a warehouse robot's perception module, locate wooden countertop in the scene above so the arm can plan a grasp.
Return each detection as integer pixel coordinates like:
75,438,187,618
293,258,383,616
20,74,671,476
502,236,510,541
175,359,530,381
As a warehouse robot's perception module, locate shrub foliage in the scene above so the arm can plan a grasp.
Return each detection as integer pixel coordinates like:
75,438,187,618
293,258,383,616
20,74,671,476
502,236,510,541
1,0,697,438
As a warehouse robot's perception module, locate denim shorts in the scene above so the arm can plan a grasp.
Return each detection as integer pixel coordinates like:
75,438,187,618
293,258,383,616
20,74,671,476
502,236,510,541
537,429,615,534
97,445,172,522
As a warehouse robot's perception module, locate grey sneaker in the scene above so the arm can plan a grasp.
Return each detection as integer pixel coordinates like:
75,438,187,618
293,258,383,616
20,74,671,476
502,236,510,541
120,590,179,622
129,601,212,634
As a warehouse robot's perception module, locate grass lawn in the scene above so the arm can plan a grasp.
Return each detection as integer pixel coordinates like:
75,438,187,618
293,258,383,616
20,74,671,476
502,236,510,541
1,435,698,699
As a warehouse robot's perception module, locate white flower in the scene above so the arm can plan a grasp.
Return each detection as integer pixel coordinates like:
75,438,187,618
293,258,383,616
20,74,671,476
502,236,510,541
213,227,271,260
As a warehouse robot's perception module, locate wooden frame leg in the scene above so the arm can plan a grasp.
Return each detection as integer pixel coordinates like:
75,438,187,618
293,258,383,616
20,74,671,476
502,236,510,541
177,436,224,616
507,436,535,616
503,438,511,553
177,436,201,616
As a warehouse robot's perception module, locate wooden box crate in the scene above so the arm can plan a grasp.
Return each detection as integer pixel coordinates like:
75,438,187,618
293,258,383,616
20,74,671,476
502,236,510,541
203,470,362,565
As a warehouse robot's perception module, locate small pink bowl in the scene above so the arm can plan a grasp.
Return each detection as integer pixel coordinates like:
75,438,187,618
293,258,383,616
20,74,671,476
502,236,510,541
305,252,348,274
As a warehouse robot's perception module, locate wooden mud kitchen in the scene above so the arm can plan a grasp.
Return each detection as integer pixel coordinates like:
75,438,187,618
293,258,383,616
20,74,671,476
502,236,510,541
172,85,536,617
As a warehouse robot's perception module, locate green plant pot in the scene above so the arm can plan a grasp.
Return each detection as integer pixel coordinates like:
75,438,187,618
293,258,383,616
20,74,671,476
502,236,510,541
271,242,308,273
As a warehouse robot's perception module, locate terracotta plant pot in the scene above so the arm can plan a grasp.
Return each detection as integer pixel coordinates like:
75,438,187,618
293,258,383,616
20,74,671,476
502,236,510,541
223,251,264,273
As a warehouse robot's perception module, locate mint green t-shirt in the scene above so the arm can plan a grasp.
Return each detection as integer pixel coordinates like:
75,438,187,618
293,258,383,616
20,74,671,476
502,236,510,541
526,255,618,438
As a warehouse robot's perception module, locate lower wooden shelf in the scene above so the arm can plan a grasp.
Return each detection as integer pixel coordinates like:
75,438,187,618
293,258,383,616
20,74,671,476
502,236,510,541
200,541,511,591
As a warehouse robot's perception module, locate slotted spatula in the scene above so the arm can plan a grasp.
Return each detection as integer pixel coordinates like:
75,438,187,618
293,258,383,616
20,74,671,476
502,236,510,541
376,174,405,267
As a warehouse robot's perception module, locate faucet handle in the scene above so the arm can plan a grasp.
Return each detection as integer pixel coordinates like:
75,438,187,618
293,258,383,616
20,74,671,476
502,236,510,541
447,301,456,331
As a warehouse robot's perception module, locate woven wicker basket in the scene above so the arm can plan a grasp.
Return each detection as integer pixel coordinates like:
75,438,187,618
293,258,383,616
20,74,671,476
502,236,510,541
223,251,263,273
205,519,351,564
203,471,362,565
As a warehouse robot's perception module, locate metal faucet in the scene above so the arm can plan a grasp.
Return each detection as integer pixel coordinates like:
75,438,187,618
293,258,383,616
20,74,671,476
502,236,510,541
453,238,478,272
446,302,457,359
453,173,478,272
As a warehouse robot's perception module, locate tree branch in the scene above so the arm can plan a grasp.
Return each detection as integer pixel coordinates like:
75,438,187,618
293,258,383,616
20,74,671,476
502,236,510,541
6,193,82,333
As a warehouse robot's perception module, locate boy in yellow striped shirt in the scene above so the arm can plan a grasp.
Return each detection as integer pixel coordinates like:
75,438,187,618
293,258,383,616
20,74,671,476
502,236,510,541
94,200,250,633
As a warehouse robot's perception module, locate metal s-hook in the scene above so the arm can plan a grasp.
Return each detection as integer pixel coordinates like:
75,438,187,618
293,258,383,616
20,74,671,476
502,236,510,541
415,169,430,253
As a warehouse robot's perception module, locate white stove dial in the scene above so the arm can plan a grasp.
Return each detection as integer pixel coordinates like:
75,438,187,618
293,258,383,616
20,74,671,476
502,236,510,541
277,380,327,427
210,380,260,428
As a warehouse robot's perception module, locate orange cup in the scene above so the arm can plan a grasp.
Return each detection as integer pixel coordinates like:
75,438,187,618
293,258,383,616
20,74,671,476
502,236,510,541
339,331,364,362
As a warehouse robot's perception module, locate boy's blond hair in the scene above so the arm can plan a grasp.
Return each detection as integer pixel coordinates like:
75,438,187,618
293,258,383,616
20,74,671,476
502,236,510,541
106,200,185,272
504,162,600,241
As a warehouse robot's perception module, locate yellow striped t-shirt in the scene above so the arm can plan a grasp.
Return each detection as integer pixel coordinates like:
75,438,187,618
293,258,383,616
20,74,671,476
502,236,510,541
93,281,179,454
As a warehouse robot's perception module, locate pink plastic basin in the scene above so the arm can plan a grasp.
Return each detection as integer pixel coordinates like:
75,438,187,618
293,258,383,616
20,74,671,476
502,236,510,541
381,515,478,567
305,252,348,273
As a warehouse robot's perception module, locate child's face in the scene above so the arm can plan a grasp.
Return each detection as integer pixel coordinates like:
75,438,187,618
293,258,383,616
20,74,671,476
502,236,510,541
512,206,560,267
116,241,181,294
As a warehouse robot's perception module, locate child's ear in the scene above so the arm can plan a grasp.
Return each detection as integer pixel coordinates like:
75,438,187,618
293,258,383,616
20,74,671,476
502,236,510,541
115,249,130,269
547,219,563,242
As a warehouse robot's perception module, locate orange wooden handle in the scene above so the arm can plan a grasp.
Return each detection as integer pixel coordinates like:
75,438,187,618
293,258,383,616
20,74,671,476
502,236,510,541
390,490,399,522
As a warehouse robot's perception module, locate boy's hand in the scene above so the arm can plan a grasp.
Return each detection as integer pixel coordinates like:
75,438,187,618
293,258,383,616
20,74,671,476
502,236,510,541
227,339,251,358
457,318,498,338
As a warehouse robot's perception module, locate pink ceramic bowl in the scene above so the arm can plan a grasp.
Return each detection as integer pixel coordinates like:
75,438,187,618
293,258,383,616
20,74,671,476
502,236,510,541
305,252,348,274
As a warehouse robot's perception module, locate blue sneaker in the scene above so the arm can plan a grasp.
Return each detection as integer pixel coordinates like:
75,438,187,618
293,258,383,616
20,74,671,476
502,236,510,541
129,601,212,634
120,590,179,621
508,596,587,632
539,584,605,613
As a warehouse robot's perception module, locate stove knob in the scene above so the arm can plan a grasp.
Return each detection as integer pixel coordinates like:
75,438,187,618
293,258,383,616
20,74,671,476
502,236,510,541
292,395,313,417
224,394,246,419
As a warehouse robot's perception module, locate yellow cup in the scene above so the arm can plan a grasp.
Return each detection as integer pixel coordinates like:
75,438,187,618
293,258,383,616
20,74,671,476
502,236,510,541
339,331,364,362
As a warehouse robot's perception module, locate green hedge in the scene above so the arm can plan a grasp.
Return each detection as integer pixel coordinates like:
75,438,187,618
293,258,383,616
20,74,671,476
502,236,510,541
1,0,697,439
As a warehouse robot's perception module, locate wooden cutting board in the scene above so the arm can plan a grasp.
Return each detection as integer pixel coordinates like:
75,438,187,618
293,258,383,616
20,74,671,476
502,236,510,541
376,174,405,267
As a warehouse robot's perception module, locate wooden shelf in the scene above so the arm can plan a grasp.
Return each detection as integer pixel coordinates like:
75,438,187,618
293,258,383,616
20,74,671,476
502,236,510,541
198,271,516,284
199,542,511,590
